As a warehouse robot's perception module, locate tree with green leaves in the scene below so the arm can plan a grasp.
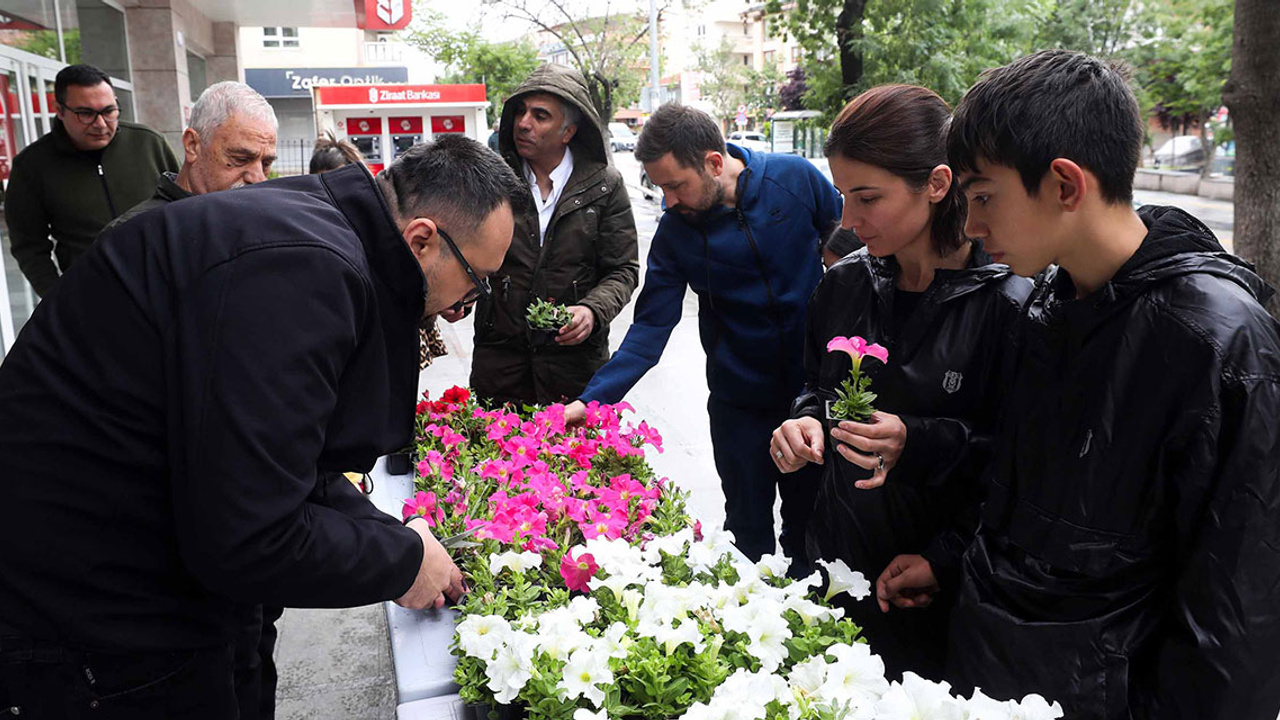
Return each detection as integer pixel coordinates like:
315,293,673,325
10,29,81,64
482,0,666,124
404,9,540,125
764,0,867,117
1034,0,1140,56
1126,0,1233,177
767,0,1050,117
694,38,784,126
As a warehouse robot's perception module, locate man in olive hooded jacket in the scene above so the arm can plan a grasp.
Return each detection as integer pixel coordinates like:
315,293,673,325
465,64,639,405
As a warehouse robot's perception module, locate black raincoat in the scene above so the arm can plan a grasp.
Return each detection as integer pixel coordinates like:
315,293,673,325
792,243,1030,680
949,206,1280,719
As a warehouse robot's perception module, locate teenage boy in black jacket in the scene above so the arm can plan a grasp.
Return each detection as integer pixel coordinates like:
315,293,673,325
0,136,526,718
878,50,1280,719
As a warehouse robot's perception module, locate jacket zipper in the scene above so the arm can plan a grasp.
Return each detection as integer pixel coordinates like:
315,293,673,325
735,208,790,385
98,164,118,217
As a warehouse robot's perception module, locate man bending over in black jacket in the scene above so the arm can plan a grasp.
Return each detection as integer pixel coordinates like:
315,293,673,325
0,135,528,719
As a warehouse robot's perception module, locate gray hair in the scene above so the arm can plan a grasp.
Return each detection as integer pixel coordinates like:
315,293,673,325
560,99,581,132
188,81,278,143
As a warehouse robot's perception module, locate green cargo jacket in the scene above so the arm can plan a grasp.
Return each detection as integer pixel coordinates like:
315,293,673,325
471,64,640,405
4,119,179,296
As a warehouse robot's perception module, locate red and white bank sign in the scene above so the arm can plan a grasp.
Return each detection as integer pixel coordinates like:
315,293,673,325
361,0,412,30
314,84,487,107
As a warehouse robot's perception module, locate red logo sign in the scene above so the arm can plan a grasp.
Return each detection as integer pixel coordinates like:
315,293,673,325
314,84,487,107
432,116,465,134
361,0,412,30
347,117,383,136
391,116,423,134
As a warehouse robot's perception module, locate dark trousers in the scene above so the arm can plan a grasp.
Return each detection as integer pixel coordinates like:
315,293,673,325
232,604,284,720
1,639,236,719
257,606,284,720
708,397,821,573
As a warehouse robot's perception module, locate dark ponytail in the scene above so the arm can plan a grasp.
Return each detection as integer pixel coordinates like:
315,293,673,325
825,85,968,257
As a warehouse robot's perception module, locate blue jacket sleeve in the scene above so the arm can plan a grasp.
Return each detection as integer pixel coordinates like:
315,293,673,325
810,162,843,237
578,225,687,405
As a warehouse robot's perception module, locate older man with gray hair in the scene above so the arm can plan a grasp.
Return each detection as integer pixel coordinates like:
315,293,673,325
104,80,281,720
107,80,278,229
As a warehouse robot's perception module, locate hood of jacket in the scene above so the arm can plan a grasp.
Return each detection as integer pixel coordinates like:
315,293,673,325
1037,205,1273,332
498,64,609,170
854,240,1015,306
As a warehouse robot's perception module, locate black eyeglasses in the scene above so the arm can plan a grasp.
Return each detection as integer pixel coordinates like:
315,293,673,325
63,105,120,125
436,226,491,306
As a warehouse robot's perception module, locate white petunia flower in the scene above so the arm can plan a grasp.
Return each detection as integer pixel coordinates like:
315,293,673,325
568,595,600,625
1014,693,1065,719
755,553,792,580
785,595,845,626
599,621,632,659
816,558,872,602
873,671,966,720
967,687,1016,720
699,526,737,554
786,655,829,699
744,607,792,674
592,571,635,599
817,643,889,705
559,647,614,708
644,528,693,564
686,541,725,574
456,614,512,660
651,617,705,655
488,550,543,576
484,631,538,704
573,709,607,720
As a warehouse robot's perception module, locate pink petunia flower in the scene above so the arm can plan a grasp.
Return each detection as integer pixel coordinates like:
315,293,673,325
401,490,444,526
826,335,889,366
560,549,598,593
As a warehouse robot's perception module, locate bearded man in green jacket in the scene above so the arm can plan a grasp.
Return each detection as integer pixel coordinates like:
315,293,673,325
4,64,179,297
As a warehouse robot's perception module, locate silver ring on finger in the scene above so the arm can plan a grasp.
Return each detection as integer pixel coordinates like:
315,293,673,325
876,453,885,472
775,450,784,460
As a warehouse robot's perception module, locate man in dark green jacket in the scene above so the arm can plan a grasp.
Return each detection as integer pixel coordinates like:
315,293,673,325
463,64,639,406
3,64,178,296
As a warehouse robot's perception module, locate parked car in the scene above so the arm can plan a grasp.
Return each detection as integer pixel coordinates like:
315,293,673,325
1210,140,1235,176
608,122,637,152
727,130,770,153
1152,135,1206,169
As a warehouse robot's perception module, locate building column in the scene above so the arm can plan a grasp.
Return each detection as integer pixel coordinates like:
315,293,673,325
206,22,241,85
125,3,190,153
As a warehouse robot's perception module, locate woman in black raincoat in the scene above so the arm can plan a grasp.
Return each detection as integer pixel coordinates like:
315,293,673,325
770,85,1029,681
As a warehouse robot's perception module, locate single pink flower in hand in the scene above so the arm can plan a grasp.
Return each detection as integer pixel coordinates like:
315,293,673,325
560,549,598,593
826,335,889,365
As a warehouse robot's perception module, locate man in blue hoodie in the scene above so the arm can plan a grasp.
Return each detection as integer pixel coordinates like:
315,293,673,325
565,104,841,570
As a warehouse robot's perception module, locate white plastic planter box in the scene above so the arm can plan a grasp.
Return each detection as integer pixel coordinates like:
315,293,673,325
367,457,469,716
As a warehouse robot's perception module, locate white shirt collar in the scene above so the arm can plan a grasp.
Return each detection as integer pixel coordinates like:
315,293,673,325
523,146,575,244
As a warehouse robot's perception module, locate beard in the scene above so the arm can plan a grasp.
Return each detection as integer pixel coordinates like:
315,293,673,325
670,171,724,223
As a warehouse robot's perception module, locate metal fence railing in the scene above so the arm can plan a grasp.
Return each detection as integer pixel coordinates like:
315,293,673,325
274,138,314,178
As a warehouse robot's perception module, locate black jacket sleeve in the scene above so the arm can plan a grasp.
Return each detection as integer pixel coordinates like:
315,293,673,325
791,283,827,421
169,245,422,608
3,155,59,296
1134,373,1280,718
